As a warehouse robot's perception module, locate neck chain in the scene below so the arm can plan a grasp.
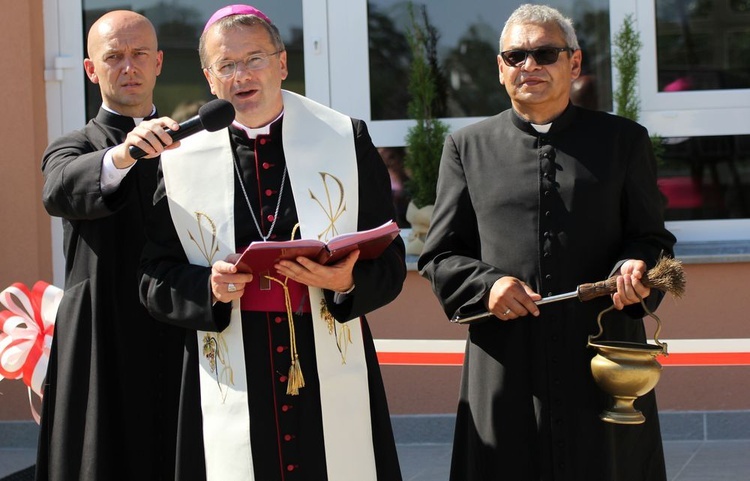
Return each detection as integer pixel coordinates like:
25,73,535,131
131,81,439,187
233,158,288,242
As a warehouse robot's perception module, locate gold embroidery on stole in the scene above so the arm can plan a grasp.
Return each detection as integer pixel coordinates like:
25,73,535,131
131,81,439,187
189,212,234,399
308,173,353,364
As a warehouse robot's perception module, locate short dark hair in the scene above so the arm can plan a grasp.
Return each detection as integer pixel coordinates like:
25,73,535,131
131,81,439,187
199,14,285,68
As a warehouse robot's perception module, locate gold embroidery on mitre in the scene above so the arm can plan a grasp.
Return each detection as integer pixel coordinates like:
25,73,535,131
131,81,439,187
202,332,234,402
308,172,346,242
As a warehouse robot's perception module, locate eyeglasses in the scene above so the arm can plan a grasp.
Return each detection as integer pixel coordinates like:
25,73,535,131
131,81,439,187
207,50,283,78
500,47,572,67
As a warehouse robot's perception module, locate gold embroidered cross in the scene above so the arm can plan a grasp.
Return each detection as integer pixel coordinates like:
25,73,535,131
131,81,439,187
308,172,346,242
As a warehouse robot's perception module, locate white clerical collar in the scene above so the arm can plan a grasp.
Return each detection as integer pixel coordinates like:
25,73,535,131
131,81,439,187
531,122,552,133
232,110,284,139
101,103,157,125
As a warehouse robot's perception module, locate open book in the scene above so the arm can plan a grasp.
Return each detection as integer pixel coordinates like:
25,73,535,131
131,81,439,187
231,220,400,273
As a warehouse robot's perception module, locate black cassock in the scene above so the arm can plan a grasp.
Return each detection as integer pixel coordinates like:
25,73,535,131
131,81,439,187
140,118,406,481
38,109,185,481
419,105,676,481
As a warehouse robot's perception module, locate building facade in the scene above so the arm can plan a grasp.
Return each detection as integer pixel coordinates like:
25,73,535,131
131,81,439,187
1,0,749,442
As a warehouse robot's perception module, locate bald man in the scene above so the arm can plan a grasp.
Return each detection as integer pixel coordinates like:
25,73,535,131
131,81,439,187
38,10,185,481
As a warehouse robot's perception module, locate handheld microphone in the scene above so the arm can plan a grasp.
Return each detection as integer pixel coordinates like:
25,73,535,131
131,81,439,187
128,99,236,160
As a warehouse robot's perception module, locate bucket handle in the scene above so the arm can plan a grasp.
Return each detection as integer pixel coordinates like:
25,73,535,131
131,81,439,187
588,294,668,355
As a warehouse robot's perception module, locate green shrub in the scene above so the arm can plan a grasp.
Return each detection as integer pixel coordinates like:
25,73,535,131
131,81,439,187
404,3,450,208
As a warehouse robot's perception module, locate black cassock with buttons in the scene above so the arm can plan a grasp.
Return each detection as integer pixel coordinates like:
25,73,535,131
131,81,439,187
140,118,406,481
39,109,185,481
419,104,676,481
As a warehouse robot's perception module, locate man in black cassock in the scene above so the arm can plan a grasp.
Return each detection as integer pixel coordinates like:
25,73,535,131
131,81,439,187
138,5,405,481
38,10,184,481
419,5,676,481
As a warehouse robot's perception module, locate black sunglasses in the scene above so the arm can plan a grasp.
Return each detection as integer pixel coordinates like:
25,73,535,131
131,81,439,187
500,47,573,67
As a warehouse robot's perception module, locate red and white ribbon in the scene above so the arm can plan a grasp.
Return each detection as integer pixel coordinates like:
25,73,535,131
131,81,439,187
0,281,62,422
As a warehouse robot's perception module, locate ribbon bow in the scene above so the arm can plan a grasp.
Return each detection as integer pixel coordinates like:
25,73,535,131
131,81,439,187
0,281,62,422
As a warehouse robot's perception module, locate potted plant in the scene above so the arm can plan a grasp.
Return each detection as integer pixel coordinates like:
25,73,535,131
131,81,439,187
403,3,450,255
613,14,665,162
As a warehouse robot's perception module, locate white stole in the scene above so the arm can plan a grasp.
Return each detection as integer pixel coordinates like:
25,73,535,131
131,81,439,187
160,90,376,481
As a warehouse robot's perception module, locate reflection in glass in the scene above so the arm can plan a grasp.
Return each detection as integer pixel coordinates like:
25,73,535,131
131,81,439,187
377,146,411,227
82,1,304,120
657,135,750,220
367,0,611,120
656,0,750,91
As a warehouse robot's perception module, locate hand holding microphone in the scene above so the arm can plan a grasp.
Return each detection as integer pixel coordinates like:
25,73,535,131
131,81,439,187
127,99,236,160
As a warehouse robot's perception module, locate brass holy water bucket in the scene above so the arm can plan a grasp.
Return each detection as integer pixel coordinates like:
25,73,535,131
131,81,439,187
587,300,668,425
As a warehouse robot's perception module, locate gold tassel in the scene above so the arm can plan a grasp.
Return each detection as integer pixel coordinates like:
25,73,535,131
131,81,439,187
266,275,305,396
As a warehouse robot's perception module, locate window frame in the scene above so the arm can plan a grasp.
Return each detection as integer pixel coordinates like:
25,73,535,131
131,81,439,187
44,0,750,283
630,0,750,138
325,0,750,241
613,0,750,240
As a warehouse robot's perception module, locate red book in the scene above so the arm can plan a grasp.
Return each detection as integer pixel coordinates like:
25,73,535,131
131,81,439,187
231,221,400,273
